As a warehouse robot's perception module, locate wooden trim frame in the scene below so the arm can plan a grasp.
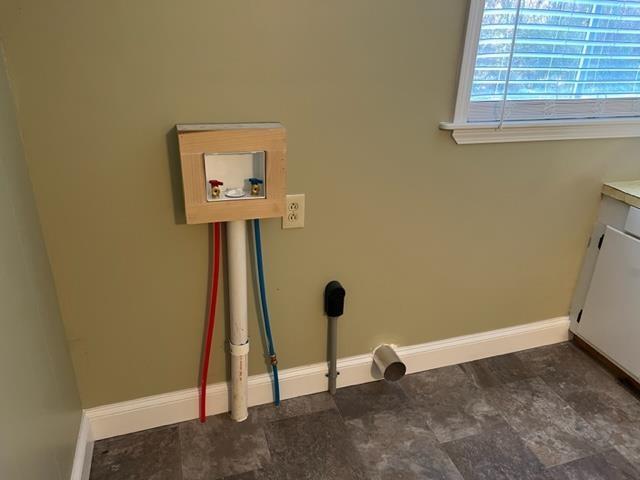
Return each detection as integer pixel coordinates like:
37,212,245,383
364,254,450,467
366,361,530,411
177,123,286,224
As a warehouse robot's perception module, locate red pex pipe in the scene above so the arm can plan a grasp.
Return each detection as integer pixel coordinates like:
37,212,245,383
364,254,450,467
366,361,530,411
200,222,221,423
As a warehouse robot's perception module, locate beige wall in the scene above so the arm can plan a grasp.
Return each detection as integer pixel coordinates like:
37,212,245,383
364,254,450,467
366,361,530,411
0,48,81,479
1,0,639,408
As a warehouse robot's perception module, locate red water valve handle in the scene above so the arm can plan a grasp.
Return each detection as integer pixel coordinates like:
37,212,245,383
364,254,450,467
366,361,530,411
209,180,224,187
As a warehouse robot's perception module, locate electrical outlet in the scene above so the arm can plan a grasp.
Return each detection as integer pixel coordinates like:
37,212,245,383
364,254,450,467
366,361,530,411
282,194,305,229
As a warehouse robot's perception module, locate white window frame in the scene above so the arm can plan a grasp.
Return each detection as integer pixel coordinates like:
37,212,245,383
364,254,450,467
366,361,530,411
440,0,640,144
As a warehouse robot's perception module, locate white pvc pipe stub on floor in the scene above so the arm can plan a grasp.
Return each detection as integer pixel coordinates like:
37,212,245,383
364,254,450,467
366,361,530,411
372,344,406,382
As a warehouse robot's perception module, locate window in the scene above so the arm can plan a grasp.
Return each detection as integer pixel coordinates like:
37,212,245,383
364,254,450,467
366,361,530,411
441,0,640,143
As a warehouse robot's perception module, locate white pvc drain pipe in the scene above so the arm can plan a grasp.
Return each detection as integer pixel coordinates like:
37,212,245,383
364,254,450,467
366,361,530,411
227,220,249,421
372,344,406,382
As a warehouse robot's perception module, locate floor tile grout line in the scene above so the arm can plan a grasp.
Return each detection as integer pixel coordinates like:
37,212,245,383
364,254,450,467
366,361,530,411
89,342,640,479
431,364,617,472
534,372,640,468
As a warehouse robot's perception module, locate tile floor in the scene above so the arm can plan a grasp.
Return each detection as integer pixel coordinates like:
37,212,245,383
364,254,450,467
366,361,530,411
89,341,640,479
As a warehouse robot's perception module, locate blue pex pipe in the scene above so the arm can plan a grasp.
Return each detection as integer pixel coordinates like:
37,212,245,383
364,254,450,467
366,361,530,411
253,219,281,406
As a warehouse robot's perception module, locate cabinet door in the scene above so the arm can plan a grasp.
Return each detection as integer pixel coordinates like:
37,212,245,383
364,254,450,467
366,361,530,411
576,226,640,381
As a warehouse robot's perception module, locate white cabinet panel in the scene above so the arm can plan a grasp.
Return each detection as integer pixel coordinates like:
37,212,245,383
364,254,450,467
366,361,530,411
625,206,640,238
576,226,640,381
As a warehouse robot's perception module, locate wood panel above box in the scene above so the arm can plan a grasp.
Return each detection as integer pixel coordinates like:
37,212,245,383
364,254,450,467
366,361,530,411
176,123,286,224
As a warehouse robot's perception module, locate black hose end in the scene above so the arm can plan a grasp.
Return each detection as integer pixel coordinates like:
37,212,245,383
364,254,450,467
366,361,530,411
324,281,346,317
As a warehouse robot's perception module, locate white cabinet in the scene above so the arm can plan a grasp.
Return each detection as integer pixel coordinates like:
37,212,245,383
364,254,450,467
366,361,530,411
573,226,640,381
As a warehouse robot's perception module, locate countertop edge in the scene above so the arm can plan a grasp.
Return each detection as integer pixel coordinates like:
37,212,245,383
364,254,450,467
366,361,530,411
602,183,640,209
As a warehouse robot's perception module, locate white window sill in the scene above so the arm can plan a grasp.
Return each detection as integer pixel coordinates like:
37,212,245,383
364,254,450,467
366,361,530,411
439,118,640,145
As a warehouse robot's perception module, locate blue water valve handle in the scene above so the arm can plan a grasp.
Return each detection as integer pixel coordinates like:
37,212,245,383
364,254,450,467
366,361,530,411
248,178,264,196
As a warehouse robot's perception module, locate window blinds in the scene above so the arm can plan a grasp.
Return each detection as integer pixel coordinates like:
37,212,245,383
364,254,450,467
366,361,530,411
469,0,640,123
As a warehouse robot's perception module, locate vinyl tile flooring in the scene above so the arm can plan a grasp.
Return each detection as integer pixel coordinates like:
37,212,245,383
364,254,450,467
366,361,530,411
89,341,640,479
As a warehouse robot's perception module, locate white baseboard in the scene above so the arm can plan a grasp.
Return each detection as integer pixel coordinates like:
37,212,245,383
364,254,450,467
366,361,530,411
70,413,93,480
82,316,569,444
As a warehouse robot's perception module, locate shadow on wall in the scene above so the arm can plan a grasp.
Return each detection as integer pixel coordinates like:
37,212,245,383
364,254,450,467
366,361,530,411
165,127,187,225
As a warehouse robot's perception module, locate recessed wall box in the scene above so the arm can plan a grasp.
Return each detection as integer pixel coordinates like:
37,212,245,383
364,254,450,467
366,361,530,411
204,151,266,202
176,123,286,224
